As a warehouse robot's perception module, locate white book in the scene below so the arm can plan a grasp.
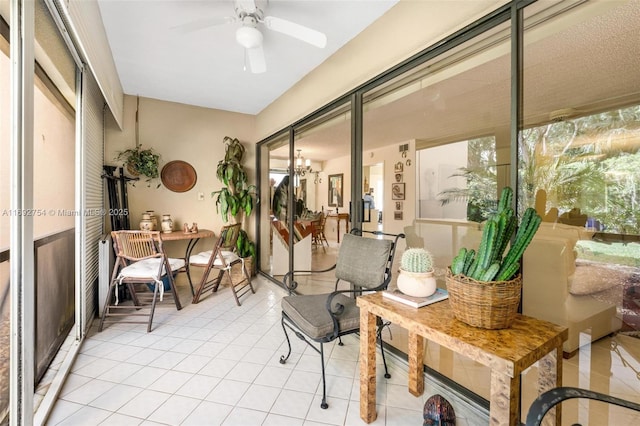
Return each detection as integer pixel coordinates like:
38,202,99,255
382,287,449,308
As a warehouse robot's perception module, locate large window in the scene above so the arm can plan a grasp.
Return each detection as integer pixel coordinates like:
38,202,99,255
257,1,640,422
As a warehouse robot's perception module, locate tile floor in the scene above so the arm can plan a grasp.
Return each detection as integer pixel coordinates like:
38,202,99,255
45,276,452,426
43,273,640,425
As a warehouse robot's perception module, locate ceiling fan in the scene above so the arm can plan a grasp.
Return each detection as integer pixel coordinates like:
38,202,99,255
178,0,327,74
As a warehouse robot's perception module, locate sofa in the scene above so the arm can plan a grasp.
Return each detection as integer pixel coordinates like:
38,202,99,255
522,222,622,356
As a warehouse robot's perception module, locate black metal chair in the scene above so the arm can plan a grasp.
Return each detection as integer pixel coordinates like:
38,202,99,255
525,386,640,426
279,229,405,409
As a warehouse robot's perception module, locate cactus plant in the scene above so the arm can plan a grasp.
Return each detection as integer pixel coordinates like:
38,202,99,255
450,186,541,282
398,247,437,297
401,248,434,273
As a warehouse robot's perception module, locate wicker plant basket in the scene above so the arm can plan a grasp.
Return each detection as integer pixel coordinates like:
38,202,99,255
445,267,522,329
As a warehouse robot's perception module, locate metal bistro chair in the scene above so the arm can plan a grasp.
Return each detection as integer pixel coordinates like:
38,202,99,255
279,229,405,409
188,223,255,305
99,230,184,333
525,386,640,426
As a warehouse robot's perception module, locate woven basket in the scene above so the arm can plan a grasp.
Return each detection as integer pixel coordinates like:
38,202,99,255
445,267,521,329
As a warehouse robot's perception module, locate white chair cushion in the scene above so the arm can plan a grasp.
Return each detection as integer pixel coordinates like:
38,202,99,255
120,257,185,278
189,250,240,267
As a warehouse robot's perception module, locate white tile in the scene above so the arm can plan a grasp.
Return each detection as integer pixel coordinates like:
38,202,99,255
295,354,322,373
125,348,165,366
385,406,423,426
225,361,264,383
191,340,227,357
216,344,252,361
262,413,304,426
149,351,187,370
101,344,144,362
199,357,237,378
221,407,267,426
45,399,84,425
325,358,358,379
305,394,349,425
126,333,163,348
176,375,221,399
99,413,143,425
121,366,166,388
168,338,204,354
236,384,280,412
241,347,276,365
172,353,213,373
209,331,238,344
230,333,258,347
344,401,386,426
385,383,424,411
181,400,233,425
73,358,120,379
270,389,314,419
61,379,116,405
321,375,354,400
56,405,112,425
97,362,143,383
59,374,92,397
117,389,171,419
147,394,201,424
148,370,193,393
205,379,250,405
148,335,183,351
88,384,142,412
284,370,322,393
254,365,292,388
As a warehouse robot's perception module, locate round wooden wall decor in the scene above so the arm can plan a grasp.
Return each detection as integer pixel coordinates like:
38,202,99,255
161,160,197,192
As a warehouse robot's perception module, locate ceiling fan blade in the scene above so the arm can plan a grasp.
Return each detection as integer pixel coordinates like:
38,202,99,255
171,16,236,34
247,45,266,74
262,16,327,48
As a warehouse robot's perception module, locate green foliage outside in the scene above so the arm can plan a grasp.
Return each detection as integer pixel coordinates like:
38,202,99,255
439,104,640,234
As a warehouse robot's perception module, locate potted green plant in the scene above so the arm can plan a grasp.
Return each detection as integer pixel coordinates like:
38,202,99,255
447,186,542,328
116,144,161,187
397,248,437,297
211,136,256,274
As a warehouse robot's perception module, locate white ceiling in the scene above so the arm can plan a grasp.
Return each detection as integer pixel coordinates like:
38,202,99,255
97,0,398,115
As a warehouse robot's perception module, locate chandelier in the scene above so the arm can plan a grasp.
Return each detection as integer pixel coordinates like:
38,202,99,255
288,149,313,177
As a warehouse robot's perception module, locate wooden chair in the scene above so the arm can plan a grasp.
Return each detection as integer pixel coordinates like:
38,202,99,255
99,230,183,332
189,223,255,305
312,212,329,251
279,229,405,409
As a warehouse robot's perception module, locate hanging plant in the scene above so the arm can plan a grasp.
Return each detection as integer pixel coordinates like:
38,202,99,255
115,96,161,187
116,144,160,187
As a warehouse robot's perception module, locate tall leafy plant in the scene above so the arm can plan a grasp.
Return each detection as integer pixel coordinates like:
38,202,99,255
211,136,256,260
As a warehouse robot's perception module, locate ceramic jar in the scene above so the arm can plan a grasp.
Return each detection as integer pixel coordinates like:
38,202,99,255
145,210,158,230
140,213,153,231
161,214,173,233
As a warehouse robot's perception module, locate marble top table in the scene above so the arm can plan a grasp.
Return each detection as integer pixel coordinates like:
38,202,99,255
357,292,568,426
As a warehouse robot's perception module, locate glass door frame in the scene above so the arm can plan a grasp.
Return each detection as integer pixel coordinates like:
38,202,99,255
255,0,529,282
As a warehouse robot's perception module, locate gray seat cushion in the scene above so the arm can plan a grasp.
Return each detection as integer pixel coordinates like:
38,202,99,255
281,293,359,340
335,233,393,289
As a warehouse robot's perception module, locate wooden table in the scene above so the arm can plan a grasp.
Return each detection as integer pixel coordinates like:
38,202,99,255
161,229,215,295
357,293,568,426
328,212,349,243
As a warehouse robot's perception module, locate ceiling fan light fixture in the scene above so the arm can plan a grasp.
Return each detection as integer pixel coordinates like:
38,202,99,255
236,25,263,49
